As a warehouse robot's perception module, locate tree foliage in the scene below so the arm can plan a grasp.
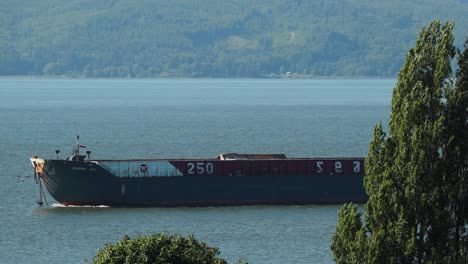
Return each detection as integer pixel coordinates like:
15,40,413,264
331,203,368,264
90,233,227,264
332,20,468,263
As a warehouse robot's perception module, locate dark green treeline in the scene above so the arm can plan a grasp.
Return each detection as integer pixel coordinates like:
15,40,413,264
1,0,468,77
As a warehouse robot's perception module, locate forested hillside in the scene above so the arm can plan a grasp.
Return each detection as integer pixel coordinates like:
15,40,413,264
1,0,468,77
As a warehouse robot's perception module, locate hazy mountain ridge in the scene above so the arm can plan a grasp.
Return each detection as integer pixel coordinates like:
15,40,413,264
2,0,468,77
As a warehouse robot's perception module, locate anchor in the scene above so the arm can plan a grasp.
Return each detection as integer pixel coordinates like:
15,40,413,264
37,174,44,206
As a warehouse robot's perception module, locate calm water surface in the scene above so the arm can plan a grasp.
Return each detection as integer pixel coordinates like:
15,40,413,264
0,78,393,263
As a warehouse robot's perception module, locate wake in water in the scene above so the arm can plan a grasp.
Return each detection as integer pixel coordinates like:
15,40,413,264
50,203,109,208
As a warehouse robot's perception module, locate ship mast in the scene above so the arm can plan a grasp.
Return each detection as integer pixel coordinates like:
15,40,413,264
76,134,80,156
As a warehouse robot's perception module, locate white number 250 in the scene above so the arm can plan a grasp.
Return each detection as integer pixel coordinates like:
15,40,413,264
187,162,214,175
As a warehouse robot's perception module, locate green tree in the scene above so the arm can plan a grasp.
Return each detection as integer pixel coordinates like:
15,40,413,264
90,233,227,264
331,203,368,264
332,20,468,263
443,37,468,264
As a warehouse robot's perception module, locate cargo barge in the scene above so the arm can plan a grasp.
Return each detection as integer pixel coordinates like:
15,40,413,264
30,142,367,207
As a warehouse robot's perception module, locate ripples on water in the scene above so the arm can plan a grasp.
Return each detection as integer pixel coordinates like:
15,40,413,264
0,78,393,264
49,203,110,208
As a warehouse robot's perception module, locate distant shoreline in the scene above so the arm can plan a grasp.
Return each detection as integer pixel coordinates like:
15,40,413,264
0,75,396,80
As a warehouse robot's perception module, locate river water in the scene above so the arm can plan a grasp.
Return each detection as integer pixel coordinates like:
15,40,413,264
0,78,393,263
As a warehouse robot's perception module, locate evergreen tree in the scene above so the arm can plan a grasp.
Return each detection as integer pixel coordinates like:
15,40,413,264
332,20,468,263
331,203,367,264
444,37,468,263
